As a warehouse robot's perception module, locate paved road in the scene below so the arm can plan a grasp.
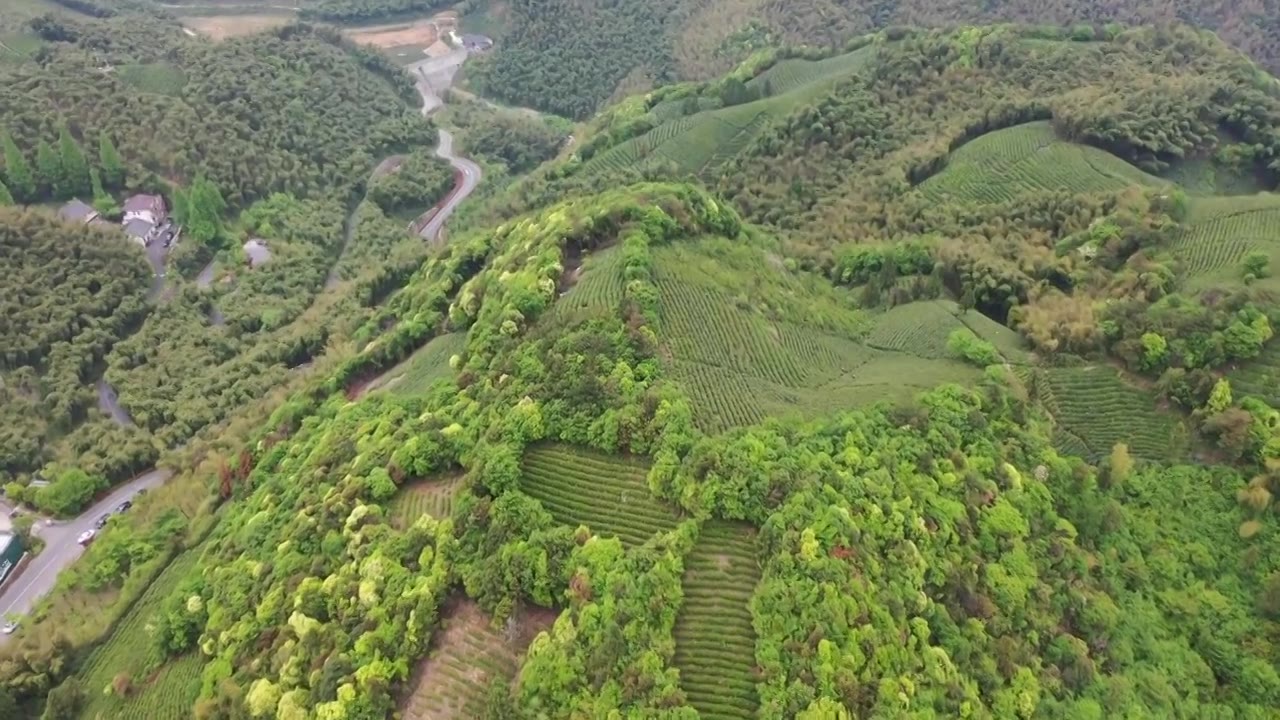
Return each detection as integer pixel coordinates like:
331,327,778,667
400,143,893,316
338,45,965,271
0,469,172,628
420,129,482,243
95,380,134,426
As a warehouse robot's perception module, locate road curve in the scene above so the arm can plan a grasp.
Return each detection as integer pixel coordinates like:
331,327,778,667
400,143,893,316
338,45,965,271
0,468,172,628
420,129,482,243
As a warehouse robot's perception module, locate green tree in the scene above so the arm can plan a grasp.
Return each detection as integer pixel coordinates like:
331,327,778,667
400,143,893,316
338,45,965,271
1242,251,1271,280
183,176,228,250
98,131,125,189
1,130,35,203
35,140,60,199
1140,332,1168,370
1207,378,1234,415
56,125,90,200
90,168,118,216
0,178,12,206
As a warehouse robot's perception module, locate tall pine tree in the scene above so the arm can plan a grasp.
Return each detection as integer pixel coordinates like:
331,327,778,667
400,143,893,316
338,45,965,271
98,131,125,190
185,176,227,250
35,140,60,200
57,125,90,200
0,178,13,207
1,130,35,203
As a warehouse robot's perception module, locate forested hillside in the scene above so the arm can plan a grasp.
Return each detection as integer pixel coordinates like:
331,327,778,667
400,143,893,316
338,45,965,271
6,6,1280,720
466,0,1280,118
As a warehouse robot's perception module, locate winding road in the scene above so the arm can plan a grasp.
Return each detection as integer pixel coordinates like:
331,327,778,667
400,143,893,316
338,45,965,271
0,45,486,634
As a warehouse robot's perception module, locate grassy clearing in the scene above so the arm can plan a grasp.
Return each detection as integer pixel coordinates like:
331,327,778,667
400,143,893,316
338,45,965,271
1171,194,1280,292
520,443,680,547
651,242,977,432
371,332,465,396
582,46,874,177
76,551,201,720
179,13,296,41
118,63,188,96
674,521,760,720
400,598,555,720
1026,365,1186,462
919,121,1166,204
866,299,1031,363
389,474,465,529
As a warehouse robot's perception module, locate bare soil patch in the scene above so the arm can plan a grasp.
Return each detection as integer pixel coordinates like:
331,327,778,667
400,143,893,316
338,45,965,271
181,13,294,41
346,20,438,49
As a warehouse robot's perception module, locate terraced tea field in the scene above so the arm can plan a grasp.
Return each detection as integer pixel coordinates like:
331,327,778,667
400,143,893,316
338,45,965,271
918,121,1165,204
1229,339,1280,409
401,599,556,720
1171,194,1280,292
1028,365,1186,461
520,444,681,546
582,47,875,178
653,246,978,432
674,521,761,720
76,551,201,720
389,474,465,529
370,332,465,396
544,246,627,324
866,300,1031,363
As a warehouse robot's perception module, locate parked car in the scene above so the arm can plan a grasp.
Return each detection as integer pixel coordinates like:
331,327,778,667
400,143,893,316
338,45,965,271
115,499,133,513
77,529,96,546
94,514,111,529
1,621,18,635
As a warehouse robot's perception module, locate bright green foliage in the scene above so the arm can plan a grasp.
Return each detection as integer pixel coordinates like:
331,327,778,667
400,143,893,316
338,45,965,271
521,444,680,547
1243,250,1272,279
946,328,1000,366
33,467,105,516
55,124,90,200
34,139,58,198
672,521,761,718
97,131,124,190
1140,332,1168,370
1,129,34,202
1207,378,1234,414
918,121,1165,204
179,176,226,250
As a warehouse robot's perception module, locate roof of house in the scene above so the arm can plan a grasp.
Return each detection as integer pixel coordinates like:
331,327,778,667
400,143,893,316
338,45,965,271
461,34,493,49
124,217,154,239
58,199,98,223
123,193,165,214
243,239,271,268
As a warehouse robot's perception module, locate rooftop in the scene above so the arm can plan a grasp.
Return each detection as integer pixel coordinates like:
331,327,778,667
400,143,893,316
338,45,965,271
124,217,154,239
123,193,165,213
57,199,98,223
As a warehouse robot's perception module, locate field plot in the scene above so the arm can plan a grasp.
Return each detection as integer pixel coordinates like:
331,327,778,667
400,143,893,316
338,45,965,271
866,299,1030,363
1031,365,1186,461
919,121,1166,204
389,474,465,529
520,444,680,547
401,599,556,720
544,246,627,323
1229,339,1280,409
180,13,296,41
368,332,465,396
674,521,761,720
652,244,977,432
77,551,202,720
117,63,187,96
582,47,875,178
1171,195,1280,292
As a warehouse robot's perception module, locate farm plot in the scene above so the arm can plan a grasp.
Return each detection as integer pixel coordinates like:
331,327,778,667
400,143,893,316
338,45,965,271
918,121,1166,204
117,62,187,96
369,332,465,397
1034,365,1186,461
77,551,201,720
521,444,681,547
401,599,556,720
674,521,761,720
544,246,627,324
866,300,1030,363
1170,198,1280,292
1229,339,1280,409
746,45,876,96
389,474,465,529
653,245,976,432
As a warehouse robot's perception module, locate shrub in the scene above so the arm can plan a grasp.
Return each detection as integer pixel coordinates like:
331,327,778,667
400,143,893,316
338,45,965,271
947,329,1000,366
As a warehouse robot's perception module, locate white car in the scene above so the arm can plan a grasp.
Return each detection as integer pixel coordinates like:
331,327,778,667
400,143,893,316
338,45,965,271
77,529,97,546
1,621,17,635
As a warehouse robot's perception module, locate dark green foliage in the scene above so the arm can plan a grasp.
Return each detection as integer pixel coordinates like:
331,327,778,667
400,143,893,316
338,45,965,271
55,123,89,200
97,131,124,190
444,97,567,174
299,0,451,23
1,130,35,203
0,179,12,206
179,176,226,250
365,148,453,215
34,139,58,198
